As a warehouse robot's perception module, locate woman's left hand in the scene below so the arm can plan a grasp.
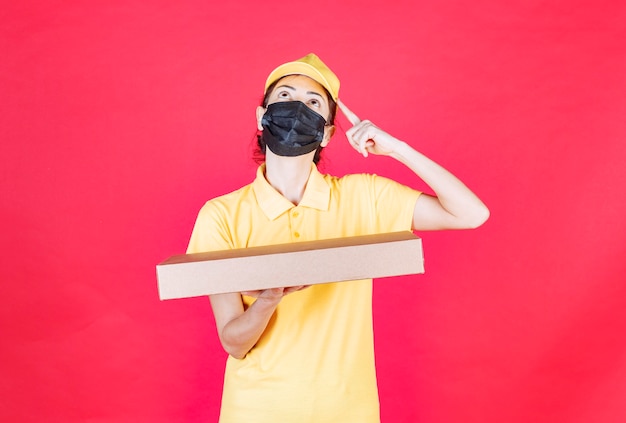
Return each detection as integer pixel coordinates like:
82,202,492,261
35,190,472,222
338,99,404,158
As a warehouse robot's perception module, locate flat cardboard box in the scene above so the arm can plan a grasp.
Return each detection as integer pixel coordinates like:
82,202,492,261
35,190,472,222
156,231,424,300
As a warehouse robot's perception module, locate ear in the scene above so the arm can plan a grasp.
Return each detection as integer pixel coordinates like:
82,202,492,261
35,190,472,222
256,106,266,131
321,125,335,147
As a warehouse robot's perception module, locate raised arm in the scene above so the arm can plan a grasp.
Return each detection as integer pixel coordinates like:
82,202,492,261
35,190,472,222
338,100,489,231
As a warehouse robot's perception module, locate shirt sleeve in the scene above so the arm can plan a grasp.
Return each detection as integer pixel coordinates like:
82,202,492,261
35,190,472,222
186,200,234,254
368,174,422,232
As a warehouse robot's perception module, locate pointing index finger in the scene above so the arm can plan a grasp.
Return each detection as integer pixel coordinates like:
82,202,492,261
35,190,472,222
337,99,361,126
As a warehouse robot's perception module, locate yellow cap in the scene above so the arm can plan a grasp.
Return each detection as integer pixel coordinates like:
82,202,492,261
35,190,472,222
264,53,340,101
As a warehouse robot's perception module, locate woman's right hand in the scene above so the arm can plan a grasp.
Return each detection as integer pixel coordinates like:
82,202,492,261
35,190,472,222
338,99,405,158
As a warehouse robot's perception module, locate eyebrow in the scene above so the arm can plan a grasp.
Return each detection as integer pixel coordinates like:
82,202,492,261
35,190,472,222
275,84,324,99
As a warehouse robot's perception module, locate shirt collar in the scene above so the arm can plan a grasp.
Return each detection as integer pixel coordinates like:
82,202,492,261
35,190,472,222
252,163,330,220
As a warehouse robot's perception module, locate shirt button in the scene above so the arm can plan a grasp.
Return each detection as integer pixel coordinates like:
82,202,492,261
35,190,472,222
292,211,299,218
294,232,300,238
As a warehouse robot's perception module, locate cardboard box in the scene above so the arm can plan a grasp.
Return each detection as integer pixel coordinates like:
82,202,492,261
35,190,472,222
156,231,424,300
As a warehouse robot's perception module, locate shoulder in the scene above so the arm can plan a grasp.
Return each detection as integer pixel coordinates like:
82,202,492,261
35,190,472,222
191,183,255,237
187,184,254,253
197,183,254,216
323,172,400,190
323,172,372,186
326,172,421,206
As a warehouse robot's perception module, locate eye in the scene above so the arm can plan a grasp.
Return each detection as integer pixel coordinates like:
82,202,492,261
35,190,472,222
277,90,290,99
308,98,320,108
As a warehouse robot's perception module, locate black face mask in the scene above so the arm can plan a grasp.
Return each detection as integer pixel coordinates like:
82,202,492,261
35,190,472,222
261,101,327,157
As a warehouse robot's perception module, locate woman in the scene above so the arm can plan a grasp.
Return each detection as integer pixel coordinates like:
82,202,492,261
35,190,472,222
187,53,489,422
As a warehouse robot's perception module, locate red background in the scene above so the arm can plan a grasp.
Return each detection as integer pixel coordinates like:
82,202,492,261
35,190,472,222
2,1,625,422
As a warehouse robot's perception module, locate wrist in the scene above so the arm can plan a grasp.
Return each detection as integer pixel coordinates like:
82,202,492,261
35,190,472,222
389,140,411,161
252,295,281,312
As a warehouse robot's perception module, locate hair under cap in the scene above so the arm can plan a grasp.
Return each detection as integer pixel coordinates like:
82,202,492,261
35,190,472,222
264,53,340,101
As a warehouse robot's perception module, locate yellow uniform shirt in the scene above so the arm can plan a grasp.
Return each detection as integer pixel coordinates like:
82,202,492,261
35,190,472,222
187,164,421,423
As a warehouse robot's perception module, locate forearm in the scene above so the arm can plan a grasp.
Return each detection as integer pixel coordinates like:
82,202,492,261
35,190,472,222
212,296,279,359
391,141,490,229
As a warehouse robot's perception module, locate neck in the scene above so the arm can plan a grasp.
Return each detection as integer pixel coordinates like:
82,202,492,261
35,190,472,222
264,150,315,205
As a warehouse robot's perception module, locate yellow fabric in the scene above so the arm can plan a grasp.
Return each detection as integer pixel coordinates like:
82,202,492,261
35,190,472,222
264,53,340,101
187,164,421,423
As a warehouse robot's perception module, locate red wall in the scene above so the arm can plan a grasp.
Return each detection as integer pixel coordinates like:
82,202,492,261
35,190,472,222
2,1,625,422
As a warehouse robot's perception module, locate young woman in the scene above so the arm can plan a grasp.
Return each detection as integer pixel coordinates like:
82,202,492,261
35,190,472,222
187,53,489,422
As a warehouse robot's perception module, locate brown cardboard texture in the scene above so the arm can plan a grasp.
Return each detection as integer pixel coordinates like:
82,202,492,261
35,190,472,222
156,231,424,300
